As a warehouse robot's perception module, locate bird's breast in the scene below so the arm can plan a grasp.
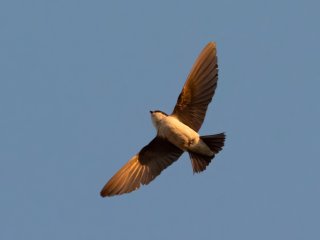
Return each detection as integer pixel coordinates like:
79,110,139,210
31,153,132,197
158,116,199,150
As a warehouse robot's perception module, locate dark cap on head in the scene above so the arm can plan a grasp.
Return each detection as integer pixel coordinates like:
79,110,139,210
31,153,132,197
150,110,168,116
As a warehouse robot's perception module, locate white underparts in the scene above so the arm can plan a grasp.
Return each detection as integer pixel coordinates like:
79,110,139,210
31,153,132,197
152,114,214,156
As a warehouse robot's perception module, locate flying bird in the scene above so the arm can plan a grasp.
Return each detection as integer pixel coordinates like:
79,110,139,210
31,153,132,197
100,42,225,197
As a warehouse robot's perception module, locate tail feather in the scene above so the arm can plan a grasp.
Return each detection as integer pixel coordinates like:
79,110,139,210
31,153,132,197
201,133,225,154
189,152,212,173
189,132,225,173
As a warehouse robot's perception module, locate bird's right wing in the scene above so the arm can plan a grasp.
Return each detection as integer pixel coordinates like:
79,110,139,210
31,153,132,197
100,137,183,197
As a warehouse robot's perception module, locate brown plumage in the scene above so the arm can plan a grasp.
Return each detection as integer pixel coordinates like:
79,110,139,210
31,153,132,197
172,42,218,132
100,42,225,197
100,137,183,197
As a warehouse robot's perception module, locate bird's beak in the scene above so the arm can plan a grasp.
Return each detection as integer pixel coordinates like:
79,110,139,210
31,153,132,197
150,110,153,114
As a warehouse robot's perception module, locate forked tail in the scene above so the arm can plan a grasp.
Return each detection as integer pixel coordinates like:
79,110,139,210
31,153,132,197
188,132,225,173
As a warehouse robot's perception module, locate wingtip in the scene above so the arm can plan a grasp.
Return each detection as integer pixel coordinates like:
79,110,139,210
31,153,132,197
206,42,216,49
100,190,107,198
100,186,112,198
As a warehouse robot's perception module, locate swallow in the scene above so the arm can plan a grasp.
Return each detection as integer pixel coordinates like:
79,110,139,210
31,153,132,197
100,42,225,197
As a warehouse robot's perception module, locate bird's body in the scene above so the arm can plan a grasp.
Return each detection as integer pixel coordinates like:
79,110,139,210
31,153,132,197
153,113,214,156
100,42,226,197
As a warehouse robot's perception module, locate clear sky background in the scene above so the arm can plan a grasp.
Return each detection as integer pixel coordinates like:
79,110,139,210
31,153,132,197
1,0,319,239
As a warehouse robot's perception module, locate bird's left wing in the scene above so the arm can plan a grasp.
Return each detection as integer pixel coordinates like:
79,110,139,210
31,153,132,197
100,137,183,197
171,42,218,132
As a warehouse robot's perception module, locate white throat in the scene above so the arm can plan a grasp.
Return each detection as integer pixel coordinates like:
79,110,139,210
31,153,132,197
151,111,167,129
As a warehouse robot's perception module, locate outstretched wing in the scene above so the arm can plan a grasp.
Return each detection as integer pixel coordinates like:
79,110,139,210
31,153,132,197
171,42,218,132
100,137,183,197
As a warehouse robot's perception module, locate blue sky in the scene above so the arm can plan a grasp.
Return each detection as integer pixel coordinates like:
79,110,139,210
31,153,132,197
1,0,319,239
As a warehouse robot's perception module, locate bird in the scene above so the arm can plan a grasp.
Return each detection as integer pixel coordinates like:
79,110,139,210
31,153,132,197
100,42,225,197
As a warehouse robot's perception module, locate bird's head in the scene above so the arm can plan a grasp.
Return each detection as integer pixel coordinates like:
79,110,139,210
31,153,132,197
150,110,168,129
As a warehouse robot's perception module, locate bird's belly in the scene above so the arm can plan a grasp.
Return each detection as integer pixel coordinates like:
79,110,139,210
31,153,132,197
158,116,214,156
158,116,200,150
